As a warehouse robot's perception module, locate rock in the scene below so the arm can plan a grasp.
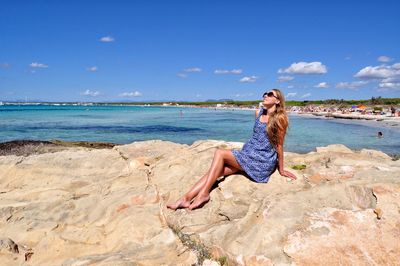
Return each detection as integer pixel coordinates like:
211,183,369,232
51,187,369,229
202,259,220,266
315,144,353,153
0,139,116,156
0,140,399,265
283,207,399,265
374,208,383,219
0,237,19,253
360,149,392,160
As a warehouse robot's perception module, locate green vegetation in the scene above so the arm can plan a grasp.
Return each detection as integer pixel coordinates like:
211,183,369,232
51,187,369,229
291,164,307,170
218,256,228,265
169,224,212,265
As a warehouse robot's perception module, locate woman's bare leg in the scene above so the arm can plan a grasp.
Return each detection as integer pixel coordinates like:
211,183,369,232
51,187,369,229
167,165,238,210
188,149,243,210
183,165,238,202
167,149,241,210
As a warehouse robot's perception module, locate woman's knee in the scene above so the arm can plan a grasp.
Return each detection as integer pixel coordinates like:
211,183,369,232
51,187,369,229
216,148,231,162
214,148,223,156
215,148,229,156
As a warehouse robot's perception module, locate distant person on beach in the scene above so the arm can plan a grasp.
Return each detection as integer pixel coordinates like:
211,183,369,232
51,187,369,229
167,89,297,210
391,106,396,117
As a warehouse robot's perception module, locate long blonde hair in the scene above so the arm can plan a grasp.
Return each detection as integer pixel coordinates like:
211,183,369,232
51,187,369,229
266,89,289,149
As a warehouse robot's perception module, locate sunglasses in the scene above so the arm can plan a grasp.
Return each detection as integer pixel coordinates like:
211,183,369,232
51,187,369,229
263,91,278,99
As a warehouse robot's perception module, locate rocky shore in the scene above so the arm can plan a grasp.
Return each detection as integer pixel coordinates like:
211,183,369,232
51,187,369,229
0,140,399,265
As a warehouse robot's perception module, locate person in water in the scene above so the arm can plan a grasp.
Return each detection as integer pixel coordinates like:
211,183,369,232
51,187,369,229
167,89,297,210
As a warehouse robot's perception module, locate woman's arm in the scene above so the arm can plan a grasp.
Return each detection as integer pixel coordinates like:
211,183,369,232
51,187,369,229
276,143,297,180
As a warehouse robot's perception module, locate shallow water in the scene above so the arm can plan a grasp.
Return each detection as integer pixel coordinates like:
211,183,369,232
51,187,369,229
1,105,399,155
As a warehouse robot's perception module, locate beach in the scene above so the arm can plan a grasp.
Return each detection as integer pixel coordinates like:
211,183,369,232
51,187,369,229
150,103,400,129
288,111,400,131
0,139,399,265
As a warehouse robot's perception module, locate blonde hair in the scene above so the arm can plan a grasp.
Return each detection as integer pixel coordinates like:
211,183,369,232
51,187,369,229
266,89,289,149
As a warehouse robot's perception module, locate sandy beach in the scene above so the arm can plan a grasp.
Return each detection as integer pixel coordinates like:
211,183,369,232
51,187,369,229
180,104,400,129
288,111,400,130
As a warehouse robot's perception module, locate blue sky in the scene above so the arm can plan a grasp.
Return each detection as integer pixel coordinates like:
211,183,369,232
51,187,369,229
1,0,399,102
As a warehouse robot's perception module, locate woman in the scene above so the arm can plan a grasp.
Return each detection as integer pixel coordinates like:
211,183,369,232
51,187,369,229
167,89,297,210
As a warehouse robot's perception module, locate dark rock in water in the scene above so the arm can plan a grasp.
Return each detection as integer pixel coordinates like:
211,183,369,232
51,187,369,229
50,140,116,149
0,140,55,156
0,139,115,156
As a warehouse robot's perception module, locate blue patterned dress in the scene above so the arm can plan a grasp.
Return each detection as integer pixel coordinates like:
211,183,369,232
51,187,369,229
232,107,278,183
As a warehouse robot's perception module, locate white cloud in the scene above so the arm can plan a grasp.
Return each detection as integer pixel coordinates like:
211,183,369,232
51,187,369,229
195,94,202,97
183,67,202,73
301,93,311,98
87,66,98,72
393,63,400,69
354,63,400,79
177,73,187,78
287,85,294,89
379,82,400,89
100,36,115,42
239,75,258,83
30,62,48,68
382,76,400,83
233,92,254,98
377,56,392,63
178,67,202,78
231,69,242,74
118,91,142,97
278,62,327,74
286,92,297,98
345,55,351,60
314,82,329,88
214,69,242,74
336,81,368,90
214,70,229,74
81,89,100,97
277,75,294,82
0,62,10,69
354,63,400,92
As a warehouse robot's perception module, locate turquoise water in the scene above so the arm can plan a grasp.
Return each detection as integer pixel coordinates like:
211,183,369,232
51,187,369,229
1,105,399,155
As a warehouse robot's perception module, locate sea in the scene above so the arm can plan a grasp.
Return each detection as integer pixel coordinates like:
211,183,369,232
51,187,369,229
1,104,399,156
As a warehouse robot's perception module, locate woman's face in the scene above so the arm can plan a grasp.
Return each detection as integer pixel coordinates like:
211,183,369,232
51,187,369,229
262,90,280,107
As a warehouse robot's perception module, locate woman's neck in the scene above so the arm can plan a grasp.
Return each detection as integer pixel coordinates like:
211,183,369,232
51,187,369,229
264,105,276,115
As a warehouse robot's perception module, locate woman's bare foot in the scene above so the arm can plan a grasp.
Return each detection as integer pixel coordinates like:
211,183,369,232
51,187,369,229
166,198,191,210
188,194,210,210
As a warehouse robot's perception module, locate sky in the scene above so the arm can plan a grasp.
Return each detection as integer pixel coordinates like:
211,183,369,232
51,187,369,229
1,0,399,102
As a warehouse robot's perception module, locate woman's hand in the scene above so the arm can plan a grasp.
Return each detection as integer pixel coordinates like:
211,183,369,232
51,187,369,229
279,169,297,180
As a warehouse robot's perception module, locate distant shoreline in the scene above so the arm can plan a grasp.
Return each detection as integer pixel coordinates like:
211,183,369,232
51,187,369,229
170,105,400,128
287,112,400,132
1,102,399,128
